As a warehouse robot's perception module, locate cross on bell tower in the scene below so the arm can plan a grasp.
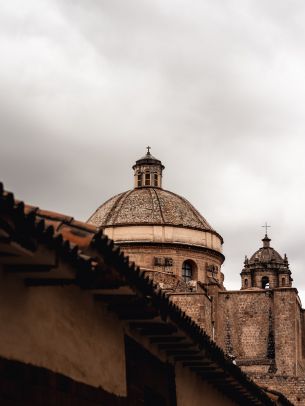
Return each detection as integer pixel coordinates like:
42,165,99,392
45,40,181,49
261,223,271,248
262,222,271,236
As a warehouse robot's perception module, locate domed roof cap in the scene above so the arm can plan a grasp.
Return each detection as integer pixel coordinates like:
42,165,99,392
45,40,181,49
87,148,223,243
249,234,284,264
132,147,165,169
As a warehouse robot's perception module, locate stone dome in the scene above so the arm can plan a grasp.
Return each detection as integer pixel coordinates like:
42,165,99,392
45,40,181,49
249,247,283,263
248,235,284,264
87,149,223,254
88,187,219,237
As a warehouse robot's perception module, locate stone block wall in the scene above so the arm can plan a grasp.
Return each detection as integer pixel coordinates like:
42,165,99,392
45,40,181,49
216,287,305,378
143,270,189,292
169,293,213,336
253,270,280,289
252,374,305,406
143,269,213,335
273,289,299,376
216,290,272,363
120,243,223,285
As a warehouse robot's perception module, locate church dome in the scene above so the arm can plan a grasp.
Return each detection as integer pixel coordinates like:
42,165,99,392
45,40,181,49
87,148,223,254
88,187,219,236
248,235,284,264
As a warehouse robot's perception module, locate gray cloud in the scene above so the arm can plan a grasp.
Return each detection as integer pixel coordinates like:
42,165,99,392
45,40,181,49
1,0,305,302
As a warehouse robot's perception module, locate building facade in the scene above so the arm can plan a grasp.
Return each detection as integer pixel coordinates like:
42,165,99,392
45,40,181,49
87,149,305,405
88,149,224,287
0,182,286,406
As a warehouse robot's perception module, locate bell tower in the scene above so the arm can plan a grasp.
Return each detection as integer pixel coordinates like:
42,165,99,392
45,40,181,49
241,233,292,290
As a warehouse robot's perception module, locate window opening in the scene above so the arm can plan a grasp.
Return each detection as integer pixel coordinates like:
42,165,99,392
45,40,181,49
262,276,270,289
154,173,158,186
137,174,142,187
182,261,192,283
145,173,150,186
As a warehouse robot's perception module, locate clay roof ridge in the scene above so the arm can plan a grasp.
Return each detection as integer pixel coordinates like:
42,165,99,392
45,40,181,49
0,182,96,266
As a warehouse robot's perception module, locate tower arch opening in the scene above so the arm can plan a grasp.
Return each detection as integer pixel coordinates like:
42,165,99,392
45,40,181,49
262,276,270,289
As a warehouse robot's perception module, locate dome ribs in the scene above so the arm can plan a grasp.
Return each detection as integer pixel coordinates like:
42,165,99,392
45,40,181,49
87,187,223,242
150,187,165,223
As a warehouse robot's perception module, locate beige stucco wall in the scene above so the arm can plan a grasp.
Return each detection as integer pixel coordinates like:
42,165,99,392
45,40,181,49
0,264,126,396
104,225,222,252
175,363,237,406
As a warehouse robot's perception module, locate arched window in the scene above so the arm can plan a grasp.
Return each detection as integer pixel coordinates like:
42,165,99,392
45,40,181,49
137,174,142,187
244,278,248,288
145,173,150,186
153,173,158,186
262,276,270,289
282,277,285,287
182,260,193,282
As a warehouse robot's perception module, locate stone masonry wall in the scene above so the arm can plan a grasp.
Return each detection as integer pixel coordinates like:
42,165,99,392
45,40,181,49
169,293,213,336
273,289,300,376
143,270,190,292
216,291,272,363
143,270,213,336
252,374,305,406
253,270,279,289
216,288,305,380
119,244,223,285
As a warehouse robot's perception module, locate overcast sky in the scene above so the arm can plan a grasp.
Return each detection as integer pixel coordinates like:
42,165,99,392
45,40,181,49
1,0,305,302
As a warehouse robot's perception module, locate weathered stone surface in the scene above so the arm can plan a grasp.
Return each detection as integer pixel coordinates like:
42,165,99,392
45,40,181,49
252,375,305,406
85,153,305,405
87,188,214,231
121,244,224,285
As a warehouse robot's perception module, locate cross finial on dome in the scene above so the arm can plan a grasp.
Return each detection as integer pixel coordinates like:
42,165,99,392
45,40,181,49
146,146,151,155
262,222,271,237
261,223,271,248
